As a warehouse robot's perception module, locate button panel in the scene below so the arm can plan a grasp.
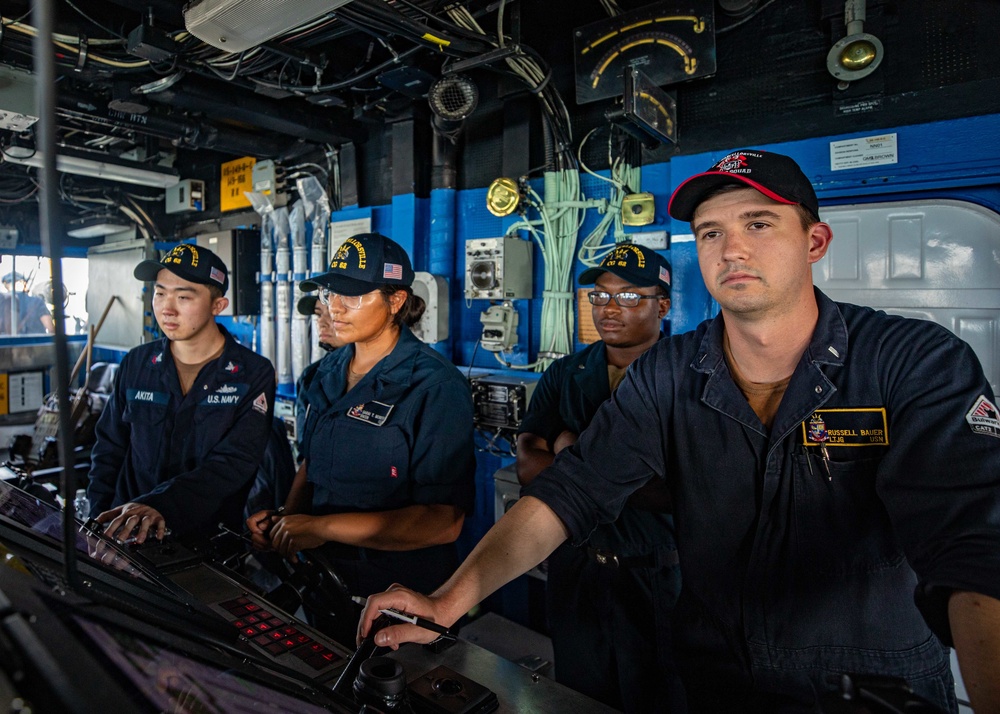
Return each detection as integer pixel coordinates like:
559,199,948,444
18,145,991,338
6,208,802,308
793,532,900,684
219,596,348,674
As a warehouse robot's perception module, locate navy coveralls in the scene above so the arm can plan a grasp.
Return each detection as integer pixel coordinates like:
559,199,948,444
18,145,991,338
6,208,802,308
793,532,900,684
295,349,338,458
525,289,1000,712
298,326,476,599
518,340,684,713
88,326,276,538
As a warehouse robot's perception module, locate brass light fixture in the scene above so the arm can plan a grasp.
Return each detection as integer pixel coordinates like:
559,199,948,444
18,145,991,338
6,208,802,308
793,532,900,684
486,177,521,217
826,0,884,83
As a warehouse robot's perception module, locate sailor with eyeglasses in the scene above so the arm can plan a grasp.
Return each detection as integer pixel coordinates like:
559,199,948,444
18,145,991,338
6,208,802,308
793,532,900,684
515,242,685,713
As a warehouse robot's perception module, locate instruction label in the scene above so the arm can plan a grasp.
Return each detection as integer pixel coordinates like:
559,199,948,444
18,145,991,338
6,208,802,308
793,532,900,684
830,133,898,171
220,156,256,212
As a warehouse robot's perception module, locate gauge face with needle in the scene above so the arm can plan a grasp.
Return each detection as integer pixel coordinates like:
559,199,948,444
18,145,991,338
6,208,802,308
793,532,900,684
573,0,716,105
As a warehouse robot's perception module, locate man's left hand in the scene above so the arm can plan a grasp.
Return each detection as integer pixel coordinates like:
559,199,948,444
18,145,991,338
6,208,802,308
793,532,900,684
95,502,167,545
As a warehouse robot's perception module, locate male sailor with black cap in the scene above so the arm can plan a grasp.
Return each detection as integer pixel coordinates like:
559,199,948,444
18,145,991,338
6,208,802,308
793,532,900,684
361,151,1000,713
88,243,275,543
516,243,684,713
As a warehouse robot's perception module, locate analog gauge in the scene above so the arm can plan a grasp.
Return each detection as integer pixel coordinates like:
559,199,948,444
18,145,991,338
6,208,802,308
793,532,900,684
574,0,715,105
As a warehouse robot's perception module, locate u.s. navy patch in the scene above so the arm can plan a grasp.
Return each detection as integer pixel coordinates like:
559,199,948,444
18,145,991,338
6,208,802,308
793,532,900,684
966,395,1000,438
801,408,888,446
346,401,394,426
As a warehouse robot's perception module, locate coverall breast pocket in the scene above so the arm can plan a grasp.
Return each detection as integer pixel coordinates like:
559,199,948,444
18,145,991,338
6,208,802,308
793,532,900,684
121,402,166,472
311,421,411,510
792,453,903,575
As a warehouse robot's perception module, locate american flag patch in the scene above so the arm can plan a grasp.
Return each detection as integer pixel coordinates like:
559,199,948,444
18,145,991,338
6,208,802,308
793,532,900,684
659,266,671,285
383,263,403,280
210,267,225,284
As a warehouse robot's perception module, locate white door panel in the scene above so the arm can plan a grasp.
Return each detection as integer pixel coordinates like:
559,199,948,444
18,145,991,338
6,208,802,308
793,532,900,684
815,199,1000,394
813,198,997,712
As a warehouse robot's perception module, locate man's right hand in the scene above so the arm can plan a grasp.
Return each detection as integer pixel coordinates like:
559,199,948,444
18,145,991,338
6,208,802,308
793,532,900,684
357,584,450,649
245,509,280,550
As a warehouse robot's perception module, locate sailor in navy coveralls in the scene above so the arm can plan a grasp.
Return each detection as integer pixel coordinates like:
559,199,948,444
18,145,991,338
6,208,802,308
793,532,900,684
247,233,474,646
89,244,275,542
360,151,1000,714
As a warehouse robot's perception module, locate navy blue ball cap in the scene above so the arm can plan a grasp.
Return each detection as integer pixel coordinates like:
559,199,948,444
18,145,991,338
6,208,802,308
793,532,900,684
297,294,319,315
579,242,671,296
667,149,820,222
134,243,229,295
299,232,414,296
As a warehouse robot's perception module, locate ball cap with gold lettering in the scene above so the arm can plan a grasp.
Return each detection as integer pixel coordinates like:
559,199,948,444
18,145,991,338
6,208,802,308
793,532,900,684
134,243,229,295
579,243,671,296
299,232,414,296
667,149,820,222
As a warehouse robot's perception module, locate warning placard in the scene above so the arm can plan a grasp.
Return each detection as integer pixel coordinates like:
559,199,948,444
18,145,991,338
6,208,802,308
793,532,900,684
220,156,256,212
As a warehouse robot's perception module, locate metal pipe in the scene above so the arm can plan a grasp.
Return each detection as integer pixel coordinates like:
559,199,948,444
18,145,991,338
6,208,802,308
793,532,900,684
845,0,866,37
33,0,81,589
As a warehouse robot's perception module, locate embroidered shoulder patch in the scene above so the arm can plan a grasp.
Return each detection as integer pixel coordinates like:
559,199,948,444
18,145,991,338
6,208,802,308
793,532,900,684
252,392,268,415
966,395,1000,438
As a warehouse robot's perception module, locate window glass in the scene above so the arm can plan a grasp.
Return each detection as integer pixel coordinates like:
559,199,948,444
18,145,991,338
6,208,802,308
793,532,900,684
0,255,89,336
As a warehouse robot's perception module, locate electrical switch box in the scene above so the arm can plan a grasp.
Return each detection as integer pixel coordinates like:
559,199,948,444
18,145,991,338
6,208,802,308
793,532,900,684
465,237,532,300
195,229,261,316
165,179,205,214
470,372,540,431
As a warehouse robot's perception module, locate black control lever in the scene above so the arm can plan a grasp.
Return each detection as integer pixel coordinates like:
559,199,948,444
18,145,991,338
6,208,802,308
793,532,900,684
330,613,393,699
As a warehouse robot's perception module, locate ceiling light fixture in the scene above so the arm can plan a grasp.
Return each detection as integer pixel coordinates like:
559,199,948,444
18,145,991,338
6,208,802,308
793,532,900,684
2,147,180,188
66,214,133,239
826,0,884,84
185,0,355,53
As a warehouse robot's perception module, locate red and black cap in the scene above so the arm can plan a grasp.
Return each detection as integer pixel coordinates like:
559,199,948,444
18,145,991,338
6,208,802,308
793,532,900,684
667,150,820,222
299,232,414,297
134,243,229,295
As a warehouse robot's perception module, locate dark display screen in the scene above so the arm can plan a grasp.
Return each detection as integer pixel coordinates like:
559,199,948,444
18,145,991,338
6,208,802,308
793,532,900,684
0,480,153,582
75,616,334,713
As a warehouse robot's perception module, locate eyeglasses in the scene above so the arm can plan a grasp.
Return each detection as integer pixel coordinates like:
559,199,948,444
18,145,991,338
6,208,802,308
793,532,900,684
318,288,364,310
587,291,665,307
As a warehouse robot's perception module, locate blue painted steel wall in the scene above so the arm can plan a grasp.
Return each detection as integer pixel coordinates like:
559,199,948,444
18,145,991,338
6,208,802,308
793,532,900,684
664,113,1000,329
316,113,1000,620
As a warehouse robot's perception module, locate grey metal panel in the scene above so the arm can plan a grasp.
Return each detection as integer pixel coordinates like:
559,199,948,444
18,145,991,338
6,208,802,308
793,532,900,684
815,199,1000,393
388,637,618,714
86,240,154,350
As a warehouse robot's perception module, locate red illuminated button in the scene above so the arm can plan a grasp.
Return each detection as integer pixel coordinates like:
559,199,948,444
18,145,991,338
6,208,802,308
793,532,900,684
305,655,332,670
